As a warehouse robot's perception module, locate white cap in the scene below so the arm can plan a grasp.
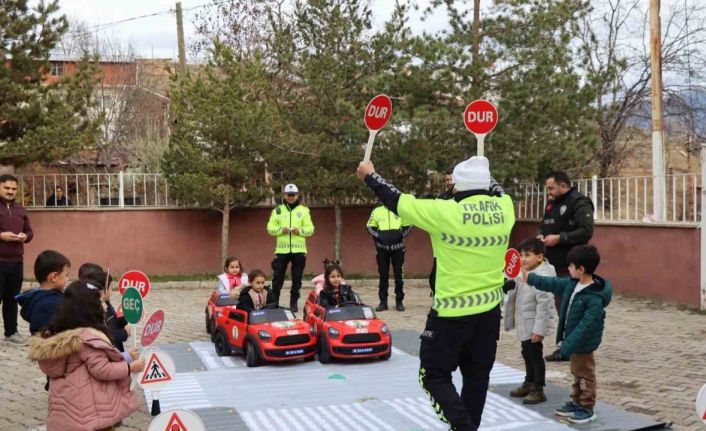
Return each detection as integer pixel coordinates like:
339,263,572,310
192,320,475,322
283,183,299,194
452,156,491,191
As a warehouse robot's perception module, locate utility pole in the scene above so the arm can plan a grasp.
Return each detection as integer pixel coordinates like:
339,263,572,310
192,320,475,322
176,2,186,74
471,0,481,99
650,0,666,220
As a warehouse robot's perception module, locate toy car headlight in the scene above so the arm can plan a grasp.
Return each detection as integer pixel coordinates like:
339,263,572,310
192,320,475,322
327,327,340,338
381,324,389,334
309,325,316,335
216,311,222,318
258,330,272,340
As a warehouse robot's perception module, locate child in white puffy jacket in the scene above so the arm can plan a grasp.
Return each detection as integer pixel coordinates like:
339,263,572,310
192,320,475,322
503,238,556,405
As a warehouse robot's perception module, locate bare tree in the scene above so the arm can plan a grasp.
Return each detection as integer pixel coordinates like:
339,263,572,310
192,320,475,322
580,0,706,176
191,0,286,59
56,22,170,171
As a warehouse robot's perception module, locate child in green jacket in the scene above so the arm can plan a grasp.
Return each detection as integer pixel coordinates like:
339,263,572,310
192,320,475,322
522,244,612,425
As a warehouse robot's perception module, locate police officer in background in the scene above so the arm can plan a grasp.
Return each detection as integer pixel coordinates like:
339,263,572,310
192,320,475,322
267,183,315,312
357,156,514,431
538,170,594,361
367,203,412,311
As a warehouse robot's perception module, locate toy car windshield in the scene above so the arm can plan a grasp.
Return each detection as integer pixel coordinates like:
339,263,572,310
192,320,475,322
325,305,375,322
248,308,295,324
216,294,239,306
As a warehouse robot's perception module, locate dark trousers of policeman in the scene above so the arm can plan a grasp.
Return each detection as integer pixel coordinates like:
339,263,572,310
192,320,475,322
376,248,404,307
419,305,501,431
0,262,23,337
271,253,306,311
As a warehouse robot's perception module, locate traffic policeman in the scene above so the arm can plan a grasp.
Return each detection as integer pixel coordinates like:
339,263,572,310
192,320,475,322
367,204,412,311
266,183,315,312
357,156,514,431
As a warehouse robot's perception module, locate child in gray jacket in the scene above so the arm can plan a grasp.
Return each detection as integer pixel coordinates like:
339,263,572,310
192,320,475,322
503,238,556,404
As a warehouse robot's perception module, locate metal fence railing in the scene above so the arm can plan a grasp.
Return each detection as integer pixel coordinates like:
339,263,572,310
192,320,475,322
511,173,701,224
18,172,172,208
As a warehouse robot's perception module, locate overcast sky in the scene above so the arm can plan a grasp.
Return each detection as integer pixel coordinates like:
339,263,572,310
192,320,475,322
52,0,703,88
54,0,449,60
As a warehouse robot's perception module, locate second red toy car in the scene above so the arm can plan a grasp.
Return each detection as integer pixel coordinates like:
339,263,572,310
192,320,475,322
303,291,392,363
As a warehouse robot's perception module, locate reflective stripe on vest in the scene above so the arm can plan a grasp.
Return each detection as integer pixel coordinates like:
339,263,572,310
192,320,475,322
439,233,509,247
433,286,503,311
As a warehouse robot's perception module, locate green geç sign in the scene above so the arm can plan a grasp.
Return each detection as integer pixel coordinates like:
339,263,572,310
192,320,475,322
122,287,143,324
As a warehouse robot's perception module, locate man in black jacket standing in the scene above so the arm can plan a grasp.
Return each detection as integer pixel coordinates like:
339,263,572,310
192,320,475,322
538,170,594,361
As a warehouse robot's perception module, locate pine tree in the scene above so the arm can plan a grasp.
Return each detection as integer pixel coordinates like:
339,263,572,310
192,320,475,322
162,44,279,265
0,0,100,167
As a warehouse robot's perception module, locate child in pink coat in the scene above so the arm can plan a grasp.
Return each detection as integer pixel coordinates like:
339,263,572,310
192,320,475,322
28,281,145,431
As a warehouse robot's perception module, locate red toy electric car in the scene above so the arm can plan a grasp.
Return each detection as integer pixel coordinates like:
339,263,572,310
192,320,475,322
205,291,238,341
211,299,316,367
303,291,392,363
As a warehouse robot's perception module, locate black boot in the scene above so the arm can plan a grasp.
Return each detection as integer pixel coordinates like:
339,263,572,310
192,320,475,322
376,301,388,311
290,297,298,313
395,298,405,312
545,349,568,362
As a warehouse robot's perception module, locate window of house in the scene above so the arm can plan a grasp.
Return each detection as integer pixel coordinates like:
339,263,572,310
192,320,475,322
50,62,64,76
102,95,114,110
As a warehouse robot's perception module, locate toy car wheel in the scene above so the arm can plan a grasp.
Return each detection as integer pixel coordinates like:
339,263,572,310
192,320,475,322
209,318,216,341
205,309,211,334
214,331,232,357
246,342,260,367
318,336,332,364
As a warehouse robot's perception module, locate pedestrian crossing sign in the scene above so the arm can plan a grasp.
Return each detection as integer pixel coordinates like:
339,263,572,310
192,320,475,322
148,409,205,431
138,351,176,390
165,412,186,431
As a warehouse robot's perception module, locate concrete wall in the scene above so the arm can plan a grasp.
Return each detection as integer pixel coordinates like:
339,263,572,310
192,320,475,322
22,207,434,278
21,208,699,306
511,221,699,306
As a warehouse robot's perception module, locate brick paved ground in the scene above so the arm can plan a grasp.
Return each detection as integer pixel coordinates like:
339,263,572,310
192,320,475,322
2,281,703,430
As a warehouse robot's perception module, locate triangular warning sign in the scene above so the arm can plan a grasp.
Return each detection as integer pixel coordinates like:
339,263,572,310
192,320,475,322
164,412,187,431
140,353,172,385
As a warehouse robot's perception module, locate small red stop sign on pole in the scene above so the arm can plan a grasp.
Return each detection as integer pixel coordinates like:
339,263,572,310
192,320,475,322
118,270,151,298
362,94,393,163
464,100,498,135
364,94,392,131
504,248,521,279
464,99,497,157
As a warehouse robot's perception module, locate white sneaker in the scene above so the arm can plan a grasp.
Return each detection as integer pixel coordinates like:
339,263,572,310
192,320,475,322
4,333,27,345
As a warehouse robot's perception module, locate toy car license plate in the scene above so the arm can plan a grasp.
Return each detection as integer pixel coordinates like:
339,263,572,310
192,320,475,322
352,347,374,354
285,349,305,356
287,330,299,335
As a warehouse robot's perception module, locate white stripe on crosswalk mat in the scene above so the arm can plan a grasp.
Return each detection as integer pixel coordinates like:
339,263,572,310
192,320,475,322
190,341,243,370
383,399,445,429
144,373,211,410
351,403,396,431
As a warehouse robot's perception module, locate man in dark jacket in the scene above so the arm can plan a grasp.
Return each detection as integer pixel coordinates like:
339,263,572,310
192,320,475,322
367,204,412,311
538,171,594,276
0,174,34,344
539,171,594,361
